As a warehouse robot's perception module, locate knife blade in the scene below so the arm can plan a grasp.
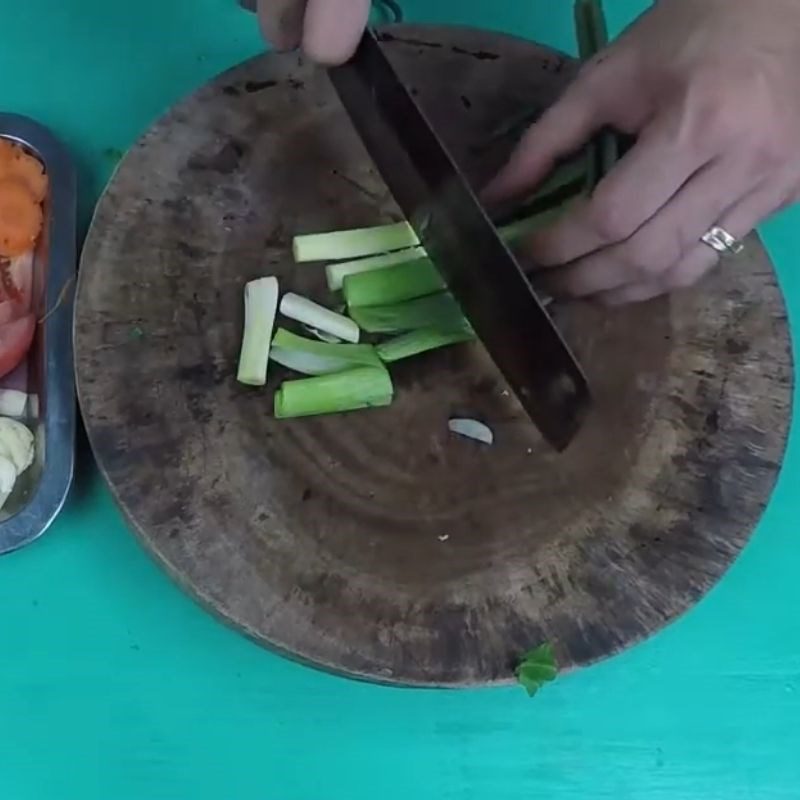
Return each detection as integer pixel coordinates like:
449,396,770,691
328,29,591,450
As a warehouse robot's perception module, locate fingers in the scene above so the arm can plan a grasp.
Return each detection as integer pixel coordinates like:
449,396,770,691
594,178,790,305
257,0,307,52
257,0,369,64
538,156,748,298
526,111,712,268
303,0,371,64
482,79,610,205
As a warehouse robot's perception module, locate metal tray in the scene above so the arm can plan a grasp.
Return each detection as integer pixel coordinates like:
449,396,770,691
0,113,76,555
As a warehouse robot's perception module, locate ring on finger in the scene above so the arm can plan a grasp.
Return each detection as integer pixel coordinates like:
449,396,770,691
701,225,745,257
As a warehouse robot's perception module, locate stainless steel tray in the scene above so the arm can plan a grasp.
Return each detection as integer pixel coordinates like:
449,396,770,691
0,113,76,555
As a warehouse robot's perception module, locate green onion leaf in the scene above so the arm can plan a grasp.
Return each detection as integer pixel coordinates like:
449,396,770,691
514,643,558,698
325,247,426,292
293,221,419,263
270,328,381,376
274,365,394,418
348,292,468,334
236,276,279,386
343,257,446,308
376,323,475,363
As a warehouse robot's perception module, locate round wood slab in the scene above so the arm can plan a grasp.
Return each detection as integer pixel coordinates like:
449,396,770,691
75,25,792,686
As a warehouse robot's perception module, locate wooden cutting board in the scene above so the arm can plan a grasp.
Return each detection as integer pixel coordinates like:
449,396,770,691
74,25,792,686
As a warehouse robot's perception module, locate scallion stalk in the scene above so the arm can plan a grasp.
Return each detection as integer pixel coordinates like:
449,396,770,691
293,221,419,263
237,276,279,386
376,324,476,362
343,257,446,308
274,365,394,418
269,328,381,375
279,292,360,343
348,292,467,334
325,246,425,291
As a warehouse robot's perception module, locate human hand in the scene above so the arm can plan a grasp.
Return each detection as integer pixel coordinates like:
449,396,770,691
257,0,371,65
485,0,800,305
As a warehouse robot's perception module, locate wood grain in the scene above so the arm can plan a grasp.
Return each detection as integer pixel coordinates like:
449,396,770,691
74,25,792,686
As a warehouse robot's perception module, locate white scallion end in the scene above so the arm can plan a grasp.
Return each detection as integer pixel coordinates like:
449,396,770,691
237,276,279,386
301,324,342,344
448,418,494,446
280,292,360,344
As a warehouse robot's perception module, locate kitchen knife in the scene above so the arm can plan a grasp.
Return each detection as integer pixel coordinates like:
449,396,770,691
328,29,591,451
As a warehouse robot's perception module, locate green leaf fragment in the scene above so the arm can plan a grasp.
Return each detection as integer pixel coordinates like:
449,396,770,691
269,328,381,376
325,247,426,292
376,324,475,363
344,257,446,308
348,292,468,334
292,221,419,263
514,643,558,698
274,365,393,419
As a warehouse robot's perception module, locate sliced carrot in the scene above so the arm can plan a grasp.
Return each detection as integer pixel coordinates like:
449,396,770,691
0,140,48,203
0,179,43,258
0,139,17,167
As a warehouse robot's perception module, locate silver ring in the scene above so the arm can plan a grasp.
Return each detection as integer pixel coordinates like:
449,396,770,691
701,226,745,256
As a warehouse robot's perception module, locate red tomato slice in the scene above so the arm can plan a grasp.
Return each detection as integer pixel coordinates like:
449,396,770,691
0,252,32,325
0,314,35,380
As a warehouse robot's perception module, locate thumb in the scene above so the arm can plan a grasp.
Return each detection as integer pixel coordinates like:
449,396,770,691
482,74,610,205
303,0,372,65
257,0,307,52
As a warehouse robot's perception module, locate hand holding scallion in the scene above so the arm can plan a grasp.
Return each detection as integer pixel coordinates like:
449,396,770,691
485,0,800,305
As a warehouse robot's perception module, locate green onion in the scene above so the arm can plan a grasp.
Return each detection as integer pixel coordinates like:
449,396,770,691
376,324,475,362
500,205,575,245
325,247,426,291
274,365,394,418
343,257,446,308
574,0,619,188
279,292,360,343
237,276,279,386
575,0,608,59
269,328,381,375
348,292,467,334
293,221,419,263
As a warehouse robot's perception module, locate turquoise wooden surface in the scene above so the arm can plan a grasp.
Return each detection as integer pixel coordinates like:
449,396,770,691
1,1,798,797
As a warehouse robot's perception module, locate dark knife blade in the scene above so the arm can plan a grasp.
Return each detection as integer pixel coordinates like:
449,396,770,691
328,29,591,450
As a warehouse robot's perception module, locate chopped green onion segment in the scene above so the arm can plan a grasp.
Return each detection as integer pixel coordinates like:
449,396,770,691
279,292,360,343
237,276,279,386
269,328,381,376
348,292,468,334
376,324,475,363
274,366,394,419
325,247,425,292
500,205,571,245
343,257,446,308
292,221,419,263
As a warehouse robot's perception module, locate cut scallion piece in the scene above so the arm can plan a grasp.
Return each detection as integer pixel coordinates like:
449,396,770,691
500,205,573,245
348,292,467,334
236,276,279,386
325,246,425,291
292,221,419,263
376,324,475,362
343,257,446,308
279,292,360,343
269,328,381,376
274,366,393,418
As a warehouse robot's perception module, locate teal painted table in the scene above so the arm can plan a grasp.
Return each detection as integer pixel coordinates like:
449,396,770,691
1,2,798,797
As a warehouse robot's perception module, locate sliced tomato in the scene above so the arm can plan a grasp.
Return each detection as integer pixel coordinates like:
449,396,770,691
0,314,35,380
0,251,32,325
